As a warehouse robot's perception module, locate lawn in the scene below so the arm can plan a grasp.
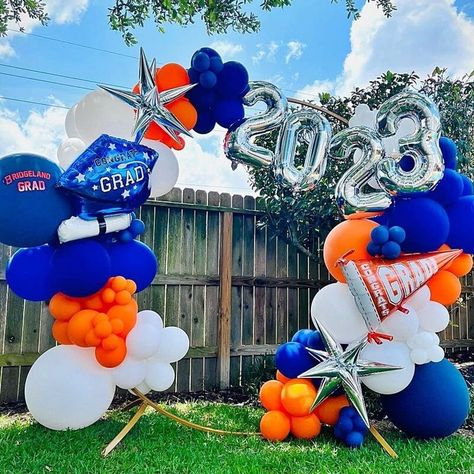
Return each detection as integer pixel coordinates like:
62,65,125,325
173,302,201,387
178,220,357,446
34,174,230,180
0,401,472,474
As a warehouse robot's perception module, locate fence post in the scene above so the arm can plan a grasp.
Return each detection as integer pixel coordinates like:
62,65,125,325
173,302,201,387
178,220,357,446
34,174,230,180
217,211,233,389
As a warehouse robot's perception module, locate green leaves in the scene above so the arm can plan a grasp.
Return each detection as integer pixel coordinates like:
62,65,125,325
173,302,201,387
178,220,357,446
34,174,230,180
0,0,48,36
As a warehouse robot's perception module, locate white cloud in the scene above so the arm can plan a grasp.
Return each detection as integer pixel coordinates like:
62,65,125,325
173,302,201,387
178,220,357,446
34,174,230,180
209,40,243,58
252,41,280,64
295,79,335,102
285,41,305,64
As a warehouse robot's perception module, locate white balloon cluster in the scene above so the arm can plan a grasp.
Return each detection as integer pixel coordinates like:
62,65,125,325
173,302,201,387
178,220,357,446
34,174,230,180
25,310,189,431
311,282,449,395
57,89,179,197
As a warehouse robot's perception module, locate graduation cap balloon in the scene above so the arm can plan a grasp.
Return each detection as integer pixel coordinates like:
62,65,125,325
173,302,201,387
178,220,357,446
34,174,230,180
58,134,158,219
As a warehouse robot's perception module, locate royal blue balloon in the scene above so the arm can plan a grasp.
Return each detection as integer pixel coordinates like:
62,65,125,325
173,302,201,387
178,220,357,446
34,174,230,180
119,230,134,243
388,226,406,244
446,195,474,253
399,155,415,172
214,99,245,129
428,169,463,206
291,329,313,345
187,85,217,110
367,241,381,256
371,226,389,245
387,198,449,252
209,56,224,74
194,110,216,134
199,47,220,58
192,51,210,72
345,431,365,448
188,67,200,83
306,331,325,350
382,241,401,259
439,137,457,170
460,174,473,196
199,70,217,89
6,245,55,301
216,61,249,97
381,359,469,439
130,219,145,236
51,239,111,297
352,416,368,434
107,240,157,292
0,154,73,247
274,342,314,379
336,416,353,435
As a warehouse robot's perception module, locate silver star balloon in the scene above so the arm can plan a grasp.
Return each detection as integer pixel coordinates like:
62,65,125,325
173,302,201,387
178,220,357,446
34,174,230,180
298,321,401,428
99,48,196,143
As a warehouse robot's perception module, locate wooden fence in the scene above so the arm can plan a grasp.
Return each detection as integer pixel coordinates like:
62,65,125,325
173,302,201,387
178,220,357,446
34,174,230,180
0,188,473,403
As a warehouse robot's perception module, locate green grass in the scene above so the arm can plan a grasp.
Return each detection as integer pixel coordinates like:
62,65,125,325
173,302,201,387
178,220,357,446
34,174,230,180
0,402,472,474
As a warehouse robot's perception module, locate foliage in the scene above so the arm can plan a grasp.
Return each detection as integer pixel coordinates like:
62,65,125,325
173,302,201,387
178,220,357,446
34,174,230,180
249,69,474,261
0,0,48,36
240,355,276,396
108,0,396,46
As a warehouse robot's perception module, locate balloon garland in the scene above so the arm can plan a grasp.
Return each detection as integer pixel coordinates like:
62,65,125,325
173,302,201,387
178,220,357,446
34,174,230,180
0,46,470,454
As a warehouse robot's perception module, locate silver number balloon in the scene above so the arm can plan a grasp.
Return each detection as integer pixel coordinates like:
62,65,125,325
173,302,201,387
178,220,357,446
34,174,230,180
376,90,444,194
330,126,392,218
274,109,332,192
224,81,288,168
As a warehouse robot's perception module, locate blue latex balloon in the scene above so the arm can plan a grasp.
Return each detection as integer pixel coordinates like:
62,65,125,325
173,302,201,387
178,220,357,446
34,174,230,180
382,241,401,259
274,342,315,379
214,99,245,129
345,431,365,448
192,51,210,72
58,135,158,219
388,226,406,244
209,56,224,74
352,416,369,434
51,238,112,297
371,225,389,244
428,169,463,206
340,406,357,419
367,241,381,256
6,245,55,301
194,110,216,134
200,47,220,58
387,198,449,252
216,61,249,97
439,137,457,170
460,174,474,196
306,331,325,350
130,218,145,236
107,240,157,292
446,195,474,253
336,416,353,435
291,329,313,345
119,230,134,243
399,155,415,172
199,70,217,89
187,85,217,110
0,153,74,247
381,359,469,439
188,67,200,84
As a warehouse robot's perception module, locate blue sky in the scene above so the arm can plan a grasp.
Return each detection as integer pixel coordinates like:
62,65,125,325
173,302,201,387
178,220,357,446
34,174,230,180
1,0,473,193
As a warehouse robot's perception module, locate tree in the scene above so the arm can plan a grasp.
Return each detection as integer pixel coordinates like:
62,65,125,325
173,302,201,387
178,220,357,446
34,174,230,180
248,69,474,261
108,0,396,46
0,0,48,36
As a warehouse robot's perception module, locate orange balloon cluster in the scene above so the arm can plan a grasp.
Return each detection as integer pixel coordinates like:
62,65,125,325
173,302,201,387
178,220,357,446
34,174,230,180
49,276,138,368
259,377,349,441
134,63,197,150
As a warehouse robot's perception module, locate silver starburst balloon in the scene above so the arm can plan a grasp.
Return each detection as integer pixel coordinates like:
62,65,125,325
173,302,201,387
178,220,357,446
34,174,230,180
100,48,195,143
298,321,401,427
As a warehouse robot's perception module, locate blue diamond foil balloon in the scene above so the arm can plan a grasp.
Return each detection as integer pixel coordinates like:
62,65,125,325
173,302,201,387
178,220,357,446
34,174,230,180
58,134,158,220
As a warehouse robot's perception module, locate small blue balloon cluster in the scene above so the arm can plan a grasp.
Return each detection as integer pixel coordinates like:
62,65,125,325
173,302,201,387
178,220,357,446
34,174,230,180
117,217,146,243
275,329,324,380
187,47,249,133
367,225,406,259
334,406,368,448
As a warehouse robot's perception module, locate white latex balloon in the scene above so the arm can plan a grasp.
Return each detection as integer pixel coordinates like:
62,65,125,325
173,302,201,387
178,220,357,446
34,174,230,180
428,345,445,363
145,360,175,391
405,285,431,312
137,310,164,331
311,283,368,344
25,346,115,430
57,137,87,169
133,380,151,395
408,331,435,350
141,140,179,198
152,327,190,363
361,341,415,394
65,104,81,138
416,301,450,333
410,348,429,365
112,356,147,389
378,305,419,341
126,322,162,360
74,90,136,144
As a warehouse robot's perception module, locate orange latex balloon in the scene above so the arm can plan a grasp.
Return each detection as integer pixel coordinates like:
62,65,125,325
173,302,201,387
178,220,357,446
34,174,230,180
167,98,197,130
259,380,284,411
447,253,473,277
110,276,128,292
52,321,72,344
281,379,317,417
315,395,349,426
323,219,378,282
95,338,127,368
107,300,138,337
427,270,462,306
49,293,81,321
67,309,97,347
82,293,105,311
156,63,190,90
290,413,321,439
276,370,290,384
260,410,291,442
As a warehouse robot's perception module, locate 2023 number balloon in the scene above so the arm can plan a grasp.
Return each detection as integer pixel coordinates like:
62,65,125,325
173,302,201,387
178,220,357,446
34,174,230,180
376,90,444,194
330,126,391,218
224,81,288,168
274,109,332,192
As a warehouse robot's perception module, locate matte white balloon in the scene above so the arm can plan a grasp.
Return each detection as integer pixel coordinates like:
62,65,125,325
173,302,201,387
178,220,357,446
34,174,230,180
410,348,429,365
152,327,190,363
405,285,431,312
126,322,162,360
408,331,435,350
112,356,147,389
57,137,86,169
427,345,445,363
65,104,81,138
378,305,419,341
416,301,450,333
145,360,175,391
138,310,164,331
311,283,368,344
25,346,115,430
361,341,414,394
133,380,151,395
